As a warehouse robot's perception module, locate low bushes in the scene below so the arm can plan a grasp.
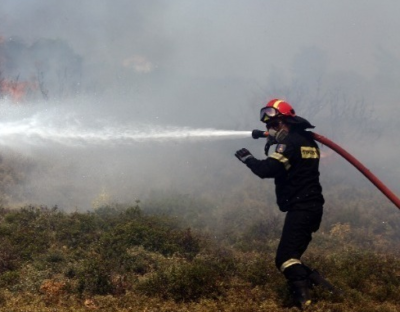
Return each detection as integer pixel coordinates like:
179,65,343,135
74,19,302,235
0,204,202,297
0,201,398,311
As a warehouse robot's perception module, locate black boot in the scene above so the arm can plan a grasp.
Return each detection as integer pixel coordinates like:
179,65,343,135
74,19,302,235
308,269,341,295
289,280,312,310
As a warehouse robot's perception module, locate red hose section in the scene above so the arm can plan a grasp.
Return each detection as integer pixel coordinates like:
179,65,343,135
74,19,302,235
311,132,400,210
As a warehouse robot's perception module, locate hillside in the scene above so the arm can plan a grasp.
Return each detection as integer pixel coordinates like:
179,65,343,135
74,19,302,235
0,199,398,311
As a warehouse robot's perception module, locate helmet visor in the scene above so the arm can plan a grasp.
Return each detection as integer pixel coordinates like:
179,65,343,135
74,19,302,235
260,107,279,122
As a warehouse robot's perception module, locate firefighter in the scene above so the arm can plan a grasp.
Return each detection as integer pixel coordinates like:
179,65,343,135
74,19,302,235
235,99,332,308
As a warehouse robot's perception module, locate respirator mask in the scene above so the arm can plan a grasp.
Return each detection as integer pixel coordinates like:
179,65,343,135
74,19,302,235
266,121,288,143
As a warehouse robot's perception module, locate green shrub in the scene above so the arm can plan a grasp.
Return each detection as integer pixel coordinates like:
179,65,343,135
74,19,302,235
54,212,105,249
76,255,113,296
99,218,200,260
0,270,19,288
2,206,53,261
236,253,278,287
136,257,226,301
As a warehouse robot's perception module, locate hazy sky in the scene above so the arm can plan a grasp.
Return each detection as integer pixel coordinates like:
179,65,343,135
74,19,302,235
2,1,400,114
2,1,399,78
1,1,400,209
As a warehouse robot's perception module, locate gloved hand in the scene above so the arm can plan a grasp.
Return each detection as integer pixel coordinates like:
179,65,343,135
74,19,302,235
235,148,254,163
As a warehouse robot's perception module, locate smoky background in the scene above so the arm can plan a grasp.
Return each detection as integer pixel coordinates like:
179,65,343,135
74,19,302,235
0,0,399,214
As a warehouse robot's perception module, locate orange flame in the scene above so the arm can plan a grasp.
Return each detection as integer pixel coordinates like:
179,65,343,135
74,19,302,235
0,79,38,103
320,148,336,165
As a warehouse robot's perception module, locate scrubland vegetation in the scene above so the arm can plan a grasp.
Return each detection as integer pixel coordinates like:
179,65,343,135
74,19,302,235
0,152,399,312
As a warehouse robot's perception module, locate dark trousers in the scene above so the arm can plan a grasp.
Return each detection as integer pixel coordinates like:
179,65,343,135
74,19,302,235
275,209,323,281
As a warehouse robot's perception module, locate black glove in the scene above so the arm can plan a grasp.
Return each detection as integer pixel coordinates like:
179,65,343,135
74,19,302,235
235,148,254,163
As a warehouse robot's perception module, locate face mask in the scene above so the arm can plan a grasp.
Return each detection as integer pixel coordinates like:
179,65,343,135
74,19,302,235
275,129,288,143
268,128,287,142
267,120,288,143
268,128,277,138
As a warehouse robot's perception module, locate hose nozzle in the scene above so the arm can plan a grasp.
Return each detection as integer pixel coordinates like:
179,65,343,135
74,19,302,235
252,129,269,139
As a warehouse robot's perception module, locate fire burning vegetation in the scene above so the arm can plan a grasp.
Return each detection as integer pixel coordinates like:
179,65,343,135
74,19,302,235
0,77,38,103
0,37,82,103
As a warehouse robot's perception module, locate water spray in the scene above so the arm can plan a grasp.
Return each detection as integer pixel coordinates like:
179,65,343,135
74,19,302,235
252,129,400,210
0,115,250,147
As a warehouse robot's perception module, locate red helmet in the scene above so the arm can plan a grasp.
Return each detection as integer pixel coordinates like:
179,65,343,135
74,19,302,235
260,99,296,123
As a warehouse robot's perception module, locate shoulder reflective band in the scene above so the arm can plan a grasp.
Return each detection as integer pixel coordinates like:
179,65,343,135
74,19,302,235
280,258,302,272
311,132,400,210
270,152,291,170
301,146,319,159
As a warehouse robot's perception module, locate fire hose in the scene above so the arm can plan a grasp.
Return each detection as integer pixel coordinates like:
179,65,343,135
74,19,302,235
251,130,400,210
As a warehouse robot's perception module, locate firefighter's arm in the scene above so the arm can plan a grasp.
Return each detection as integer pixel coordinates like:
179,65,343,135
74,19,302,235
245,156,285,178
235,147,287,178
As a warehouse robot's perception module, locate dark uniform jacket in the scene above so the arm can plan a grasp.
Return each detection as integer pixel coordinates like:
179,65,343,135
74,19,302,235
245,130,324,212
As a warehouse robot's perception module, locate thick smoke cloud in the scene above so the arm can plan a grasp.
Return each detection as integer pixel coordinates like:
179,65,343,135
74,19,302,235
0,1,399,209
